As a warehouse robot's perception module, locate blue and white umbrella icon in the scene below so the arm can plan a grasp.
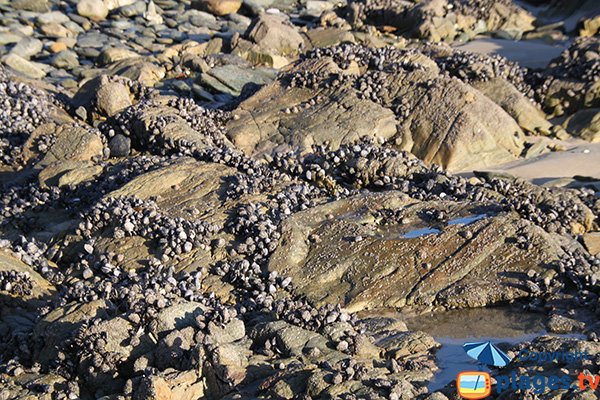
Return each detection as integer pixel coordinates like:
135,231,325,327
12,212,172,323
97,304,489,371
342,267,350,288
463,341,512,367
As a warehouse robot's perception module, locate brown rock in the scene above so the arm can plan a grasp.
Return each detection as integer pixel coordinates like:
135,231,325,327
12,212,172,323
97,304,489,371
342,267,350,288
583,232,600,255
192,0,241,16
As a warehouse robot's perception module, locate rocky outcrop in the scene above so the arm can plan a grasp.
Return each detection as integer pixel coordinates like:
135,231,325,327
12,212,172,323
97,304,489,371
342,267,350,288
229,45,526,171
268,192,567,312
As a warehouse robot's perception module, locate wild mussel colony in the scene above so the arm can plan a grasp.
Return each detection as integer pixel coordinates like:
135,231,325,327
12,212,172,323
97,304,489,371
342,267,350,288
0,0,599,398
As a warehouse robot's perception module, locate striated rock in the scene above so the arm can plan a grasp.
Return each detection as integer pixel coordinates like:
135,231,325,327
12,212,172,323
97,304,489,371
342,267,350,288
33,300,110,364
268,192,567,312
10,37,44,60
11,0,49,12
227,64,397,155
473,77,553,136
36,125,104,167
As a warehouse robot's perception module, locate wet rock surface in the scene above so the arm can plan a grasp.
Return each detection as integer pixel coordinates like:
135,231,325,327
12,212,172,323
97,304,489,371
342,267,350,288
0,0,598,399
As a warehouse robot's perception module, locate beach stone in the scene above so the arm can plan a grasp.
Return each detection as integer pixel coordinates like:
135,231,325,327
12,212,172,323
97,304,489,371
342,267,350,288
200,64,275,96
268,192,567,312
12,0,49,12
109,58,166,86
39,22,74,38
77,0,110,21
97,47,141,66
2,53,47,79
37,11,71,25
109,134,131,157
9,37,43,59
0,32,24,46
96,81,132,116
49,50,79,69
192,0,242,16
245,13,305,56
583,232,600,255
152,301,208,338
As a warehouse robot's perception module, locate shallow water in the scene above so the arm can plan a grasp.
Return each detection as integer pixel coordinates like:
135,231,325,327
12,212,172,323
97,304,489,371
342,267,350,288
405,307,586,391
396,213,491,239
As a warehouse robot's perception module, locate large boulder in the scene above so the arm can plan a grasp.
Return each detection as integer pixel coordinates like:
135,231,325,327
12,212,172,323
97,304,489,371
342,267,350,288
228,46,525,171
268,192,567,312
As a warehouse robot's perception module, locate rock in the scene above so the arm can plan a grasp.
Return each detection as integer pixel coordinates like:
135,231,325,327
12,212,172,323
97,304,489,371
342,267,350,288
245,14,305,56
0,250,55,305
144,0,164,25
564,108,600,142
38,160,103,188
268,192,567,312
227,61,397,155
200,64,275,96
252,321,322,357
206,343,249,385
393,70,524,172
37,11,71,25
37,124,104,167
33,300,110,364
96,81,132,116
0,32,24,46
135,375,172,400
583,232,600,255
473,77,553,136
375,330,439,359
2,53,47,79
11,0,49,12
72,75,132,118
120,0,148,17
109,58,166,86
153,301,207,337
39,22,74,38
9,37,43,59
109,134,131,157
207,318,246,344
77,0,110,21
546,314,585,333
49,50,79,69
192,0,242,16
97,47,141,66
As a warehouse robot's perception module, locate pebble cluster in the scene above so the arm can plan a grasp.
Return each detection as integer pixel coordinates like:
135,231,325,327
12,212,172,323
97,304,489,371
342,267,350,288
0,270,34,296
0,67,51,166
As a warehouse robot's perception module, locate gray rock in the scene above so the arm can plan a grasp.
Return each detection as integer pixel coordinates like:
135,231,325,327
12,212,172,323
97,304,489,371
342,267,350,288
9,37,43,59
119,1,147,17
2,53,47,79
49,50,79,69
37,11,71,25
77,0,110,21
109,134,131,157
200,64,275,96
